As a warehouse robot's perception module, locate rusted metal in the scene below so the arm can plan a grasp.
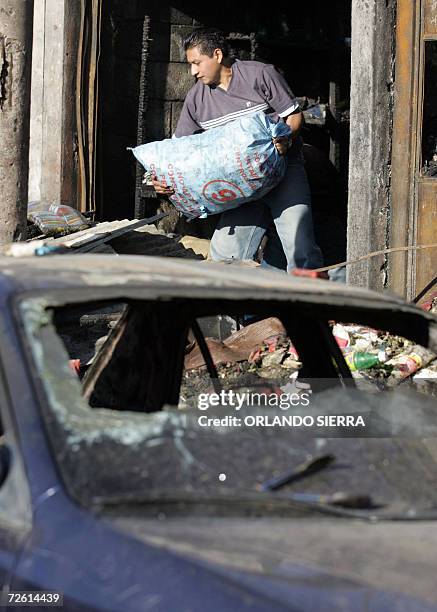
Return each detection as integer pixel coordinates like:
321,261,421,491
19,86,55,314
416,181,437,297
390,0,419,298
390,0,437,300
414,1,437,299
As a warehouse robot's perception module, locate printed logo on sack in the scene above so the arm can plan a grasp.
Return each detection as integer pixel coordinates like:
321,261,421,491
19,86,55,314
202,180,245,204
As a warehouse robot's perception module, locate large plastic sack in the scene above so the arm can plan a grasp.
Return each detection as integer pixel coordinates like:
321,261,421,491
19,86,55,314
28,202,90,237
129,111,291,219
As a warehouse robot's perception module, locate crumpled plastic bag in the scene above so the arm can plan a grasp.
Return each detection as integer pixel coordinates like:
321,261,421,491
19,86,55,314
129,111,291,219
28,202,90,237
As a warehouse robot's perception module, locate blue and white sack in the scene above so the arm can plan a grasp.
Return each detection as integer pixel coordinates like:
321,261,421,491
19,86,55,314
129,111,291,219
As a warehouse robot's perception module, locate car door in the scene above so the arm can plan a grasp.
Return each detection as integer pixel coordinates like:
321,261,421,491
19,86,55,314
0,358,33,597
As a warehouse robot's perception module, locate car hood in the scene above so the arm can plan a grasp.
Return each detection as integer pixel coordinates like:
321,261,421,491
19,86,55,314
108,514,437,611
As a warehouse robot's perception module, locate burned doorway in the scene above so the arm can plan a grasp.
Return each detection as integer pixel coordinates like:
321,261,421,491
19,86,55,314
99,1,352,269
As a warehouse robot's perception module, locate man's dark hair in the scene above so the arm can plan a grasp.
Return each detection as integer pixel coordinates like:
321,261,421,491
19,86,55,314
183,28,230,58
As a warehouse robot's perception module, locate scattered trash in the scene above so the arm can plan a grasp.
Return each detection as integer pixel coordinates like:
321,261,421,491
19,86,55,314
248,335,299,365
183,315,437,395
282,355,301,369
418,292,437,314
261,347,287,367
302,102,327,126
412,362,437,396
332,323,350,349
178,236,211,259
290,268,329,280
6,240,71,257
68,359,81,375
28,202,90,237
413,364,437,381
339,324,379,351
385,345,436,386
257,365,289,379
185,317,286,370
344,350,386,372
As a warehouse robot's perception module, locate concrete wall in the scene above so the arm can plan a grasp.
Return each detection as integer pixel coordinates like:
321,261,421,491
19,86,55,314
28,0,43,202
347,0,396,290
0,0,34,244
28,0,79,207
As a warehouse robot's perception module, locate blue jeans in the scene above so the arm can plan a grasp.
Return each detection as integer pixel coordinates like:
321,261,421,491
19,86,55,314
210,156,324,272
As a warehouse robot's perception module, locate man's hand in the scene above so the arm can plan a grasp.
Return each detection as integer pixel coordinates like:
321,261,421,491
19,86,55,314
272,136,291,156
273,110,303,155
151,176,175,196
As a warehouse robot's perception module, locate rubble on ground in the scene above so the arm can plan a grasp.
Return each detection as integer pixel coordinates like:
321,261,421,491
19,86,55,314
5,215,206,261
182,315,437,400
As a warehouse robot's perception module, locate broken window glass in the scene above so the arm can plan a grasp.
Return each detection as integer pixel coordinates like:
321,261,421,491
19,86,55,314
421,40,437,176
17,295,437,514
53,300,188,412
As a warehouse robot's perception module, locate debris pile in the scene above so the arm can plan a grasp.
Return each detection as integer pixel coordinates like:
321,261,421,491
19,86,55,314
4,214,206,261
330,323,437,390
183,315,437,398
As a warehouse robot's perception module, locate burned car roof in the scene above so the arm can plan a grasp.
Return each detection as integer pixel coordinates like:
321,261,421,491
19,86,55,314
0,254,432,306
2,254,436,352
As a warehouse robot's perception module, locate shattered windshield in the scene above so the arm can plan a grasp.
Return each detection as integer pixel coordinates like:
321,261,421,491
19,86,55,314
19,295,437,519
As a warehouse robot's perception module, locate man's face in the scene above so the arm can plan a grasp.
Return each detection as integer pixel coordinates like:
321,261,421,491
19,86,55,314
186,46,222,86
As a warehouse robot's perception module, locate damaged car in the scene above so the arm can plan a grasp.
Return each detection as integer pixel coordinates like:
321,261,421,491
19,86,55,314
0,254,437,611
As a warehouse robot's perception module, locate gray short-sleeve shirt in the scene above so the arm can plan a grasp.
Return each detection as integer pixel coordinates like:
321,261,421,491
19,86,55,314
174,60,300,138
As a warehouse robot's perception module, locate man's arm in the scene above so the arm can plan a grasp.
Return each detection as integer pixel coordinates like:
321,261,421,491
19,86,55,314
285,110,303,137
258,64,302,156
273,109,303,156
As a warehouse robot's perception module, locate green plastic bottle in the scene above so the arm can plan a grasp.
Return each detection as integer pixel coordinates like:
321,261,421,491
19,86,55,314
344,351,385,372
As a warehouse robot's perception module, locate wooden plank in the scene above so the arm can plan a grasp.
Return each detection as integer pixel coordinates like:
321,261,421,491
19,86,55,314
416,180,437,297
424,0,437,36
58,212,170,252
414,2,437,299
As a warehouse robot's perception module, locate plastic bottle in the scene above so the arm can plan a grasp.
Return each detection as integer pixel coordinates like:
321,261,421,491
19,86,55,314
344,351,385,372
385,345,436,386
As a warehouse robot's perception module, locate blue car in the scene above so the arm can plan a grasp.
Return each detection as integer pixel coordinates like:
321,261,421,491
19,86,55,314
0,254,437,611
